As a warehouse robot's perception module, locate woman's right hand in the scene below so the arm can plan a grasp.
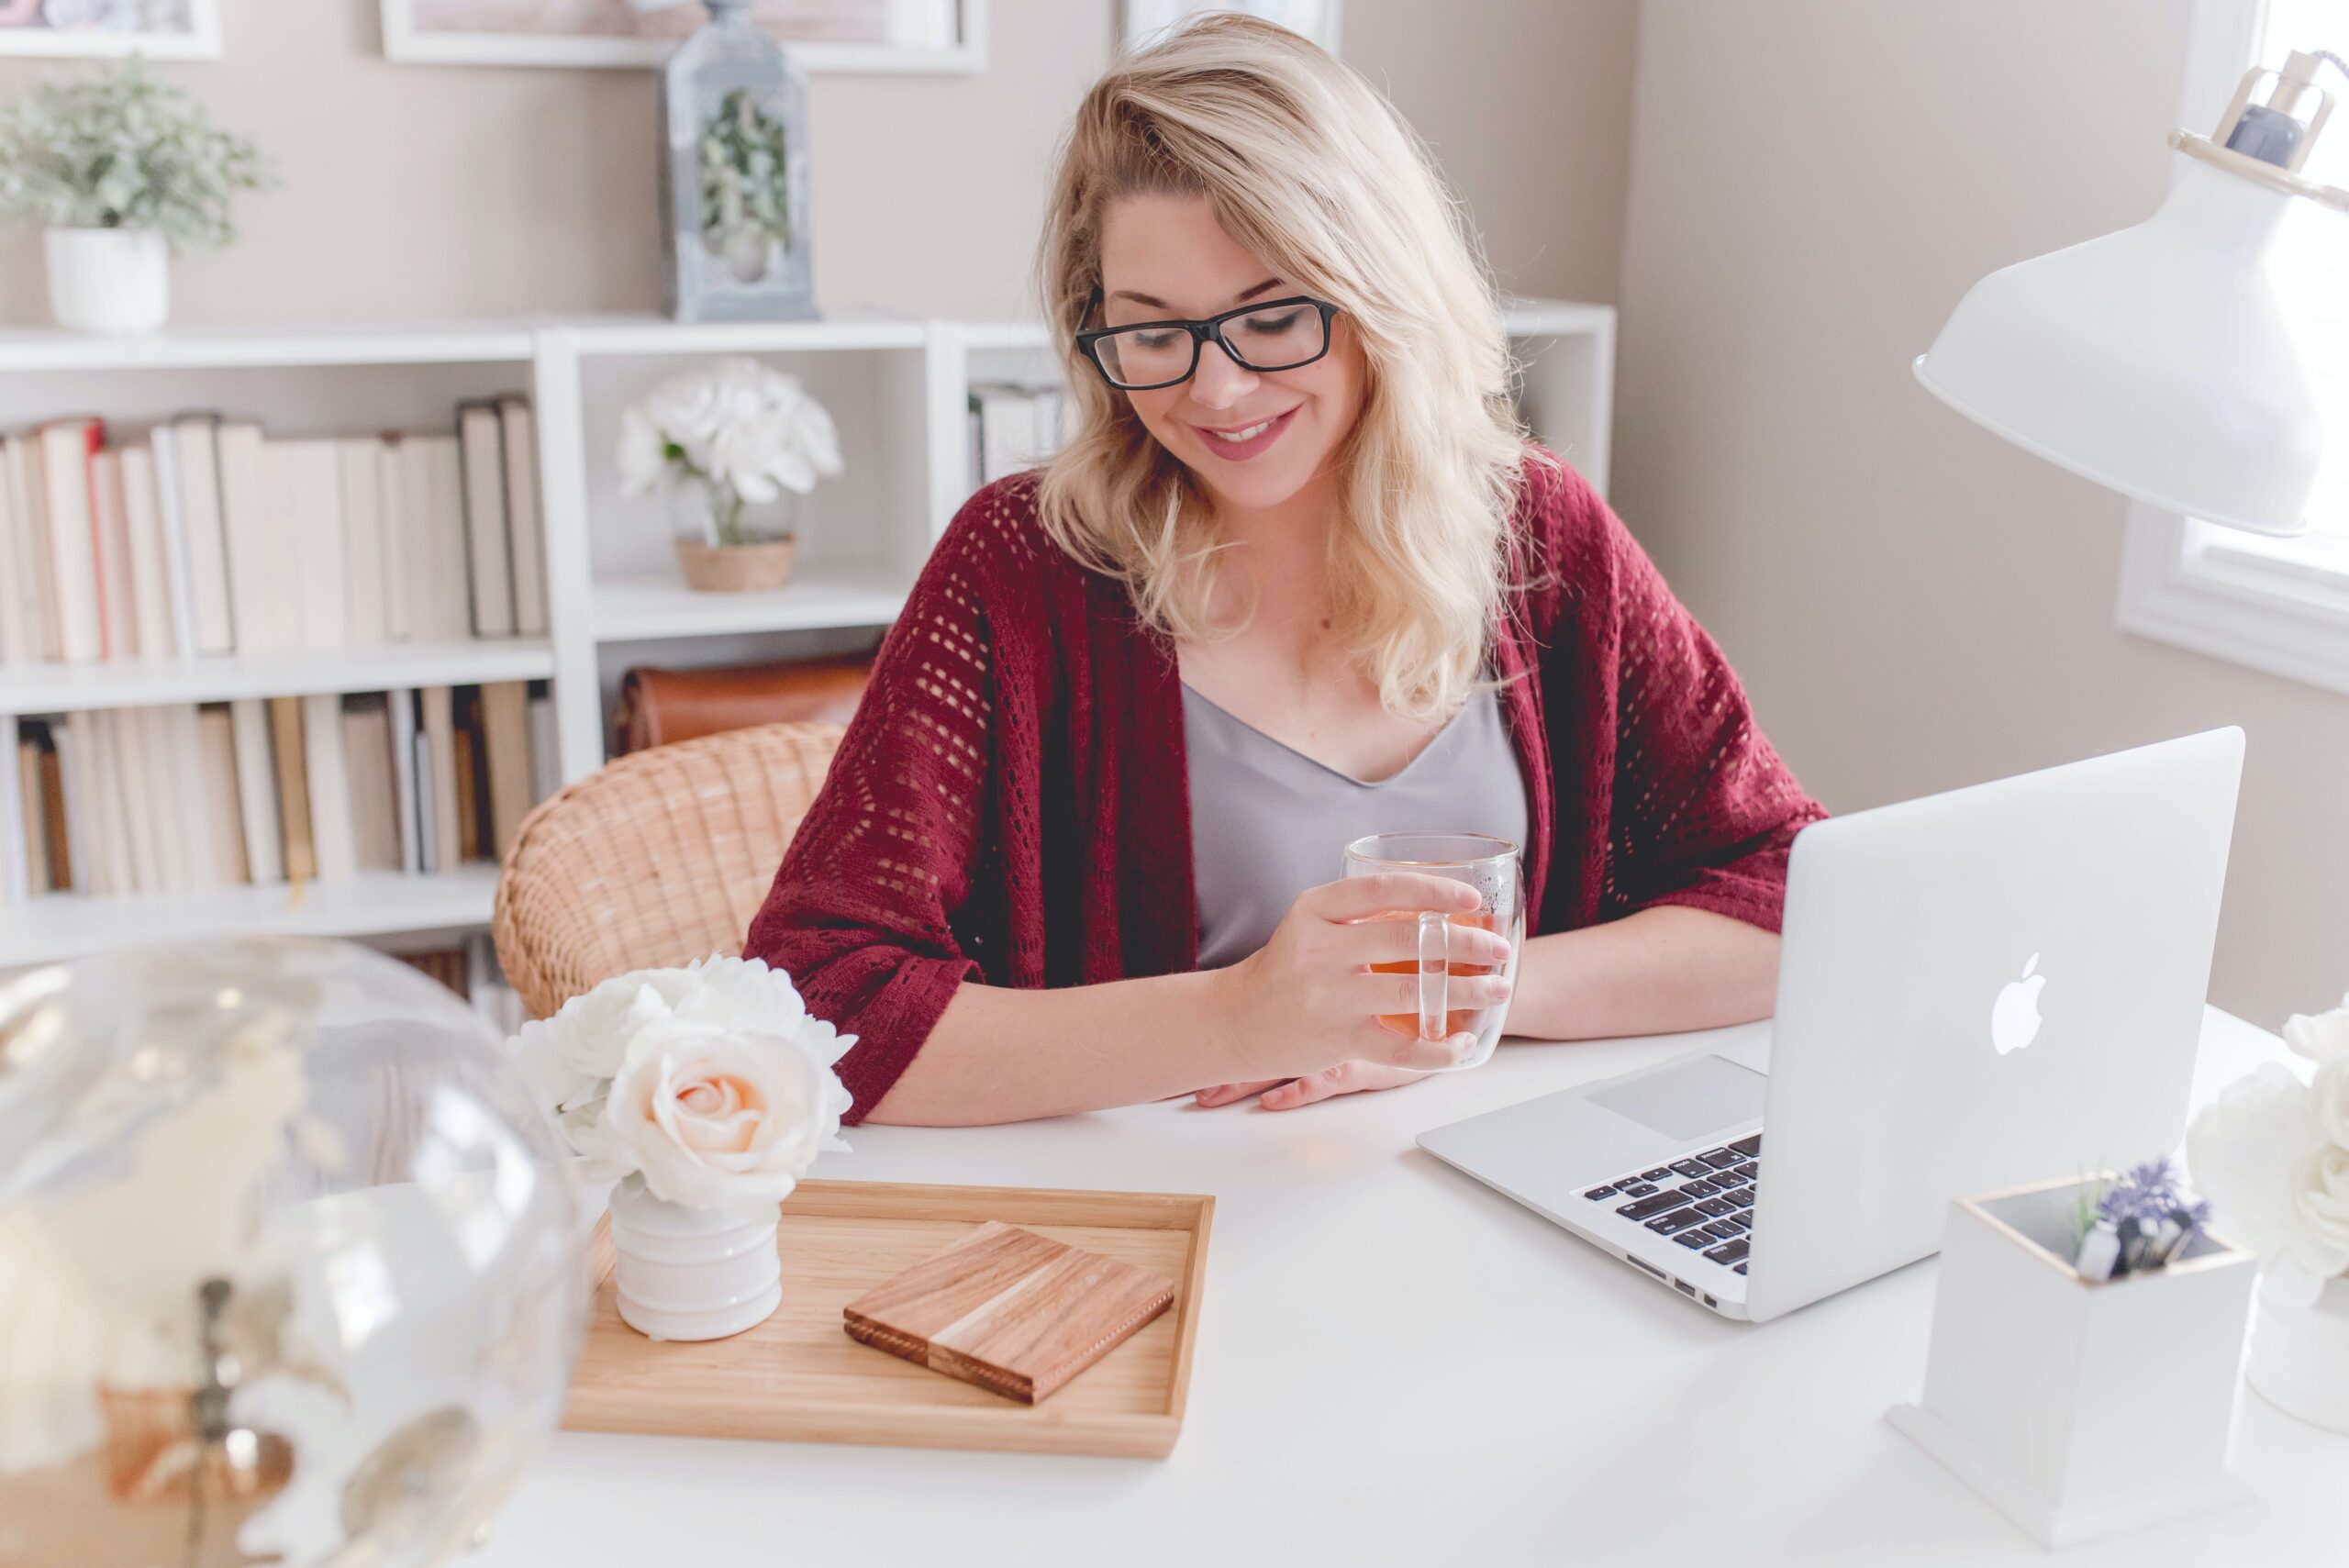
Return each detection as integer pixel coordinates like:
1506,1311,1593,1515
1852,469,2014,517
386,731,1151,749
1211,873,1516,1082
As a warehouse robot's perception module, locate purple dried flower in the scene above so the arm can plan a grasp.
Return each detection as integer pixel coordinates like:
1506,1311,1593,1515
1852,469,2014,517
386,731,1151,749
2096,1158,2185,1225
2089,1157,2211,1274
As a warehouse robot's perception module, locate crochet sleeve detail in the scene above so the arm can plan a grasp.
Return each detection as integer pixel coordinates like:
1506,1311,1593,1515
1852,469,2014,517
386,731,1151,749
1551,463,1828,931
744,479,1041,1119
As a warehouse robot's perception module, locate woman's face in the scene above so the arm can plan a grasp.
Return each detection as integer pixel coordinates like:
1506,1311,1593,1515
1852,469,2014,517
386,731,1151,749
1095,193,1365,517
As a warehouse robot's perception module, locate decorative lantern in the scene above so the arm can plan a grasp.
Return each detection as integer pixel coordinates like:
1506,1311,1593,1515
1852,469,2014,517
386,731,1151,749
659,0,817,322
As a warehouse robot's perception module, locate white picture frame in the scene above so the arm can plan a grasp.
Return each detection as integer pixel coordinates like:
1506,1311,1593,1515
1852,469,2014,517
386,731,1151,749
0,0,221,59
380,0,986,74
1121,0,1340,52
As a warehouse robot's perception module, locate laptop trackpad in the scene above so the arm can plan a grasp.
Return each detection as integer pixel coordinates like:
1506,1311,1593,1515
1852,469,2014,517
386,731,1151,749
1586,1055,1768,1142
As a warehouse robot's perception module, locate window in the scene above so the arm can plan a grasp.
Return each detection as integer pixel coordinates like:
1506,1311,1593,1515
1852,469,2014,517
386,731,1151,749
2115,0,2349,693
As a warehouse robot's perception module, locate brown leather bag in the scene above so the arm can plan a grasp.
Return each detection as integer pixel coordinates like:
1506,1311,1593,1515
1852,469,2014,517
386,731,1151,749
615,654,874,754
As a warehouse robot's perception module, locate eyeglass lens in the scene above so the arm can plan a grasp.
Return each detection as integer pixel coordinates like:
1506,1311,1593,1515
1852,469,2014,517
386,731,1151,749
1093,302,1327,387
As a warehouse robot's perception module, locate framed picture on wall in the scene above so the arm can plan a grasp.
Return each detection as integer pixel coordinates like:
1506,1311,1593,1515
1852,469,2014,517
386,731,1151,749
1122,0,1339,53
0,0,221,59
381,0,985,73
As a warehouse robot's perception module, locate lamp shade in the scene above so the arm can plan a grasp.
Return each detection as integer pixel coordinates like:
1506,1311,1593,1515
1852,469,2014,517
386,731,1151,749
1914,159,2321,537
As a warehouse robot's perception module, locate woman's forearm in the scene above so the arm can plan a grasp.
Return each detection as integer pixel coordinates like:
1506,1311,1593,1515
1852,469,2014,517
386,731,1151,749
863,967,1250,1126
1505,906,1779,1041
865,906,1775,1124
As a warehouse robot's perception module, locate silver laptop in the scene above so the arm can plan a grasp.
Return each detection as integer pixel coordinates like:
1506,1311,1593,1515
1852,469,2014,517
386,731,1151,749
1417,728,2243,1323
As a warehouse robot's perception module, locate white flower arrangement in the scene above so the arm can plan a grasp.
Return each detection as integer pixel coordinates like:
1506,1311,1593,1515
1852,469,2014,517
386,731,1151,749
617,357,843,546
2187,992,2349,1302
512,955,852,1215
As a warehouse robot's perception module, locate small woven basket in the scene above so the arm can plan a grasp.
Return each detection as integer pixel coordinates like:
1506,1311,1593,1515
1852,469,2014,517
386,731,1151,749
675,536,797,593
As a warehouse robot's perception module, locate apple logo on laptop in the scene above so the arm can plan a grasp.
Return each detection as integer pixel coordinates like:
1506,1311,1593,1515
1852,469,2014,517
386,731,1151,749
1991,953,2046,1054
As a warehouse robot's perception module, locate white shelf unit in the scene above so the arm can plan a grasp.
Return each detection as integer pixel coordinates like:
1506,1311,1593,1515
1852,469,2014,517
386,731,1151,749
0,300,1613,966
1,866,504,970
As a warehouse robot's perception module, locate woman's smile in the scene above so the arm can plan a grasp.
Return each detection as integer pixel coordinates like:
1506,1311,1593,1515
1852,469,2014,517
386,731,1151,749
1190,405,1301,461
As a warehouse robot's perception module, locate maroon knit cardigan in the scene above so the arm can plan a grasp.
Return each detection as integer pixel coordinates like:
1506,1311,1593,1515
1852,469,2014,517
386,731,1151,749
745,449,1827,1120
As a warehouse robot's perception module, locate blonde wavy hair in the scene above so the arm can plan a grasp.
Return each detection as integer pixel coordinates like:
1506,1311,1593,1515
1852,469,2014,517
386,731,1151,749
1033,14,1539,722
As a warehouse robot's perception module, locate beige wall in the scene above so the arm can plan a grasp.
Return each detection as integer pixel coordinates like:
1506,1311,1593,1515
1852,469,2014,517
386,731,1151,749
0,0,1636,326
1612,0,2349,1027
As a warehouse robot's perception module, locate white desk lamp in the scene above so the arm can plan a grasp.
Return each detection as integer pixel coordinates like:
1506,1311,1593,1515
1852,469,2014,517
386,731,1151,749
1915,50,2347,538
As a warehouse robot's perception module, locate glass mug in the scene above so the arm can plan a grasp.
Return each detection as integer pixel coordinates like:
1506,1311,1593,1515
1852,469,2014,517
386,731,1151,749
1341,831,1525,1071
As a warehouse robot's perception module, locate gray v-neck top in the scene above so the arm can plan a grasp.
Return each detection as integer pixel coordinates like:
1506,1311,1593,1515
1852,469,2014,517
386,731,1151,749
1182,682,1531,970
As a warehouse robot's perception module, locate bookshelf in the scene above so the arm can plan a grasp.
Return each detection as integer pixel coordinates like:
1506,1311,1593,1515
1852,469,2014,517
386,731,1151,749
0,300,1615,967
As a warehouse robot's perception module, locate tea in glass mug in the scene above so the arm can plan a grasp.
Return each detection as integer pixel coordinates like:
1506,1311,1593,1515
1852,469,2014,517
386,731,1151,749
1342,831,1524,1071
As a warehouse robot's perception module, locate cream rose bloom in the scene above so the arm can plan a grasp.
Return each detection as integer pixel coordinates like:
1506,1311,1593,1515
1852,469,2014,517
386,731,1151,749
2187,1062,2349,1281
2314,1055,2349,1151
2284,993,2349,1065
511,956,852,1211
601,1021,852,1212
616,406,669,499
615,359,843,510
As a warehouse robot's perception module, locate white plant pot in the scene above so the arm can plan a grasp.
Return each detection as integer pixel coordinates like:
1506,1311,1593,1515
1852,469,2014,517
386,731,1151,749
2246,1271,2349,1434
607,1173,783,1342
1887,1174,2259,1549
45,227,171,335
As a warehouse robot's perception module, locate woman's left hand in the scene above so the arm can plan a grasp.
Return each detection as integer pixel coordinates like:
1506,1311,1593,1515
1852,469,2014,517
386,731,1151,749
1194,1060,1430,1111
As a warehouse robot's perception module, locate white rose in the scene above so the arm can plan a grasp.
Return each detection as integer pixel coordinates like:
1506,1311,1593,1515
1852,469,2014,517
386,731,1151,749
514,967,693,1099
2188,1062,2349,1279
510,957,850,1182
781,387,843,479
645,368,728,446
2283,994,2349,1064
602,1021,852,1213
616,406,669,498
2302,1144,2349,1259
2314,1055,2349,1151
710,415,816,502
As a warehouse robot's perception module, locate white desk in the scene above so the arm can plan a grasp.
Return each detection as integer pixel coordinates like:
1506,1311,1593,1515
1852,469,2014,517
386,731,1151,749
475,1007,2341,1567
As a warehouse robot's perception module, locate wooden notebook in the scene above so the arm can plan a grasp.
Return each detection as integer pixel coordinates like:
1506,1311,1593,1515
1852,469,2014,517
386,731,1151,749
842,1221,1177,1405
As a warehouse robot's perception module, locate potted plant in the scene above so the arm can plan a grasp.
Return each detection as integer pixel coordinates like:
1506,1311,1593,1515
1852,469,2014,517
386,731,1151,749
701,84,794,284
513,955,853,1341
0,60,274,335
617,356,843,593
1887,1160,2258,1547
2187,991,2349,1434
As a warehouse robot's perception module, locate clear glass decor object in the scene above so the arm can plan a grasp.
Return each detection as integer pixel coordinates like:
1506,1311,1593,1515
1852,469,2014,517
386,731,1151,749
659,0,815,323
0,938,589,1568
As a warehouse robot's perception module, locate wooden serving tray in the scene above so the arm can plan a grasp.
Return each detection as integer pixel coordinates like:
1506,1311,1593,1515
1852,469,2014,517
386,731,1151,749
562,1179,1213,1458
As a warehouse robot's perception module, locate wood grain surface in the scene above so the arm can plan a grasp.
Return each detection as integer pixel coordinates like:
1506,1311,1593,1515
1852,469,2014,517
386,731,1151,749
562,1179,1214,1458
843,1221,1175,1404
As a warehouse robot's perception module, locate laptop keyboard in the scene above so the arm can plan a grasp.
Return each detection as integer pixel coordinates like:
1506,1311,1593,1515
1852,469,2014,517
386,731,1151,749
1578,1133,1761,1274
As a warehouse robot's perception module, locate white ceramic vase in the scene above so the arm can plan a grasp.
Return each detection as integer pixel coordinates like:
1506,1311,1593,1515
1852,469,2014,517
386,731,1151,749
2246,1271,2349,1434
607,1173,782,1342
45,227,170,335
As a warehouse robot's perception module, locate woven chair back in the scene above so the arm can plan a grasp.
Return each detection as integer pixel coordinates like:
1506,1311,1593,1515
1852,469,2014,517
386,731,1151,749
495,720,843,1020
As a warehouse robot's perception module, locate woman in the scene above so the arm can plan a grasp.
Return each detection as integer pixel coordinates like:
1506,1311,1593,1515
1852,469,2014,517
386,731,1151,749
746,16,1824,1126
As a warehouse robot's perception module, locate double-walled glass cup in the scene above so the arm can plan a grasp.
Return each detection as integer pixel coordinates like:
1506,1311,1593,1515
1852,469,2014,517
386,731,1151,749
1341,831,1525,1071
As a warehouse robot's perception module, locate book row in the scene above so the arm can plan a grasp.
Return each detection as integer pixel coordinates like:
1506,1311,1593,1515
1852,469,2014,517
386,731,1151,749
0,398,548,670
968,381,1074,488
14,682,559,901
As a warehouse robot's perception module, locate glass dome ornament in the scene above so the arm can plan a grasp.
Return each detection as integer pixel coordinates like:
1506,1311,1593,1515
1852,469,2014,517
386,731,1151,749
659,0,817,322
0,937,588,1568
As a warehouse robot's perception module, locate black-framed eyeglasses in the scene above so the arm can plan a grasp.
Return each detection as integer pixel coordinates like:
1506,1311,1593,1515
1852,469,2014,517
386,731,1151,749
1074,289,1341,391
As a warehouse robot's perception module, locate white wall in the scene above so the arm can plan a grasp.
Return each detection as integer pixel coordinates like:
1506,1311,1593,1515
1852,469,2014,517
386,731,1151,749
0,0,1637,325
1613,0,2349,1027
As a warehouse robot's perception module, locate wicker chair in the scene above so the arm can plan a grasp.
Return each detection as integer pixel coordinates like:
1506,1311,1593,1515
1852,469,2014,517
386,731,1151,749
494,719,843,1020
